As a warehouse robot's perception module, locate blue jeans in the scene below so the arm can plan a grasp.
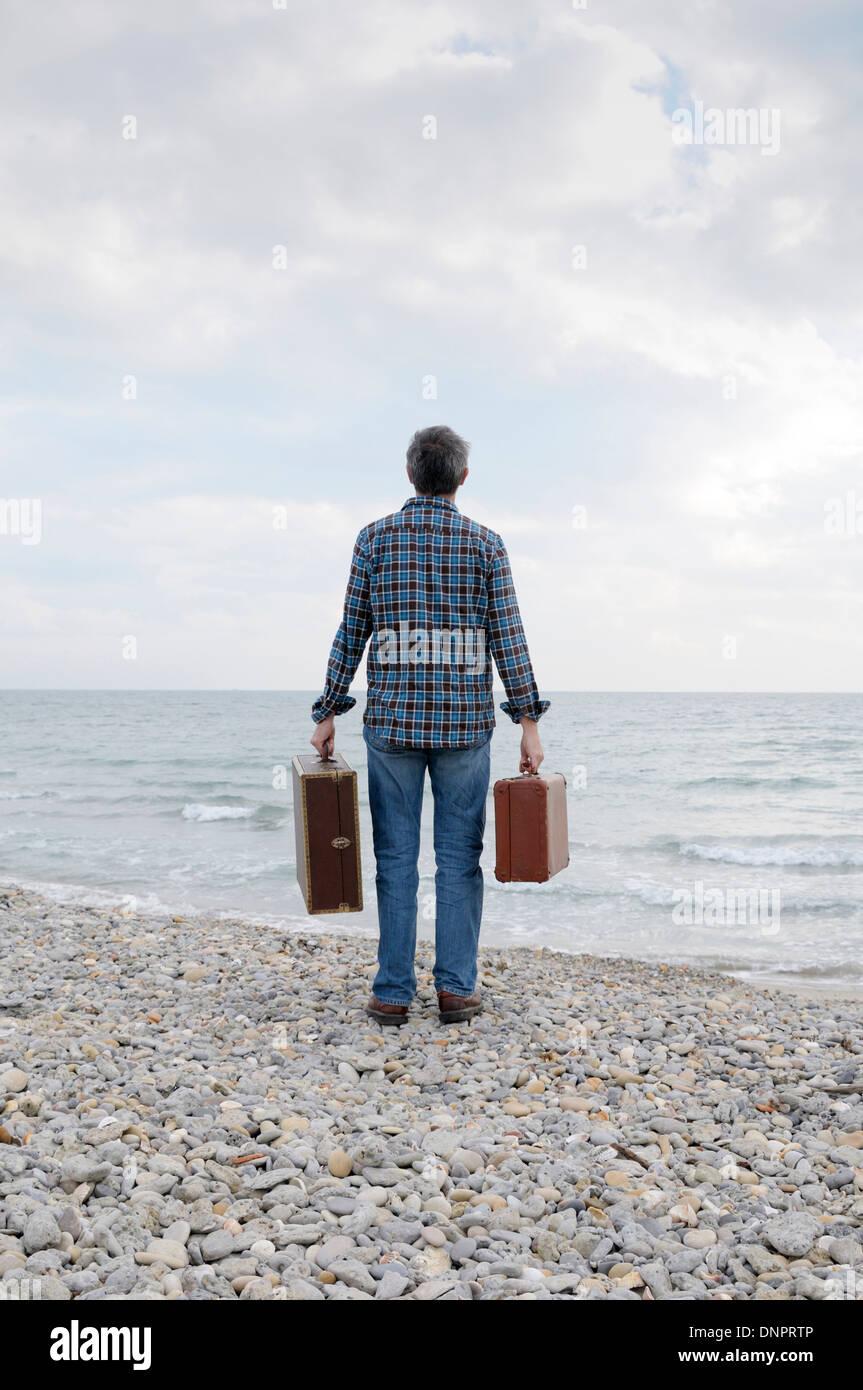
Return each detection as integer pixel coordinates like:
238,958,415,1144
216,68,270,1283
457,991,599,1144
363,725,491,1005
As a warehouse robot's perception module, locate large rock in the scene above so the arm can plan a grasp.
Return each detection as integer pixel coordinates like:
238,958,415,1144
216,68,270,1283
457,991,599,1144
199,1229,237,1262
135,1238,189,1269
639,1259,672,1297
326,1258,377,1294
827,1236,863,1266
315,1235,356,1269
763,1213,822,1259
23,1209,62,1253
376,1269,412,1300
61,1155,112,1185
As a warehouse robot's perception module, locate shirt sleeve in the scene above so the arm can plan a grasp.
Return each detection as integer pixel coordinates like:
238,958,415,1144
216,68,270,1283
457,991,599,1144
311,532,373,723
486,537,550,725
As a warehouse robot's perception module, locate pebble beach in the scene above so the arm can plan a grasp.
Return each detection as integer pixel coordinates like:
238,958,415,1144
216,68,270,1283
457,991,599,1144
1,884,862,1302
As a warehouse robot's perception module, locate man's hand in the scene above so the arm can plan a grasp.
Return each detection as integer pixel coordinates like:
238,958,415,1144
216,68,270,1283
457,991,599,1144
519,716,544,774
311,715,336,760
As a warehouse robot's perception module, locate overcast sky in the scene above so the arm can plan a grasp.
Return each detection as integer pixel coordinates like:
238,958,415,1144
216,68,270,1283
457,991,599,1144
1,0,861,691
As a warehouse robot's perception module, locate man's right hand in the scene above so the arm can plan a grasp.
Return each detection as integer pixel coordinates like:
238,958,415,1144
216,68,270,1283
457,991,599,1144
311,715,336,760
519,717,544,774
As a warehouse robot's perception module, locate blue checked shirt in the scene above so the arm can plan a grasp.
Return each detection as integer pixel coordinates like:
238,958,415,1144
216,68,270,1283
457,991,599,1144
312,495,550,747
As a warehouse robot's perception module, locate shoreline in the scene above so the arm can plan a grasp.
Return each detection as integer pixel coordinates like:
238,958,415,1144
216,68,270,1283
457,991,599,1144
1,883,862,1302
2,873,860,1006
737,975,863,1006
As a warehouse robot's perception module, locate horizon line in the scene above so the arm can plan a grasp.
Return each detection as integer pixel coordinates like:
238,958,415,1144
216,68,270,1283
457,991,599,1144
0,689,861,697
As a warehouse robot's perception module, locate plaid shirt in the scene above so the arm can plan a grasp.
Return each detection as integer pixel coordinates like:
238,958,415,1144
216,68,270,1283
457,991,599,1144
312,495,549,747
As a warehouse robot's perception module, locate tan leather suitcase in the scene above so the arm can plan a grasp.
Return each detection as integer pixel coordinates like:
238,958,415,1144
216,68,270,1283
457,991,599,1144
292,752,363,914
494,771,569,883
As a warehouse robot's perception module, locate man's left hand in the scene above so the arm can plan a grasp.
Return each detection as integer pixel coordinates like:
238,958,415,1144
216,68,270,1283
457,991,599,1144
311,715,336,760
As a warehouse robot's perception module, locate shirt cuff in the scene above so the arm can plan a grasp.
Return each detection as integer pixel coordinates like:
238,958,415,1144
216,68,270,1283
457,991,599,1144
500,699,550,725
312,695,357,723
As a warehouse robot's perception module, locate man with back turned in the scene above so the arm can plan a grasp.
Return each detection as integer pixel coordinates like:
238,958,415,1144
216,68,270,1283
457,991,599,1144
311,426,549,1025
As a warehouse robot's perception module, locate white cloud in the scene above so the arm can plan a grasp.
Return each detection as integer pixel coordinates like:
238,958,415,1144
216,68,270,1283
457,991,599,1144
1,1,862,689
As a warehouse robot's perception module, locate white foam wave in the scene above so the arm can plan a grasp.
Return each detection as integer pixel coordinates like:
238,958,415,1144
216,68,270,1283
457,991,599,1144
680,842,863,868
622,879,679,906
181,803,258,822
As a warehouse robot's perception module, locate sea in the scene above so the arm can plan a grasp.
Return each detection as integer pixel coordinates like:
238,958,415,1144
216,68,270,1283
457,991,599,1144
1,691,861,993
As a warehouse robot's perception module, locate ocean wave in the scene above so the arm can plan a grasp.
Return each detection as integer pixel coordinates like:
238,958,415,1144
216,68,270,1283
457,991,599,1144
0,789,54,801
181,803,259,822
8,789,288,814
624,877,862,919
622,880,679,907
777,898,863,919
482,875,575,894
680,842,863,868
680,775,834,791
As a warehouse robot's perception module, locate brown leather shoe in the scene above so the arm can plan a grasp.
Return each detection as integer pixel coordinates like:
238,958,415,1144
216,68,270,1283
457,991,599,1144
437,990,482,1023
367,993,409,1026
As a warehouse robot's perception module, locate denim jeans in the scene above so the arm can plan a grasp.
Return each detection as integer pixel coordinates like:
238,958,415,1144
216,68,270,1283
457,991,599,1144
363,724,491,1005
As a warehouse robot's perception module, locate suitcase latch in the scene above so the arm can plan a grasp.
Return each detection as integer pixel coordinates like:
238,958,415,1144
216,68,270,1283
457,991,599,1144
331,835,351,850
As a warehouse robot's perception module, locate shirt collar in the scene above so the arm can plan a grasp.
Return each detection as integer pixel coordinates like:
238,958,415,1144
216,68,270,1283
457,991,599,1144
401,495,459,514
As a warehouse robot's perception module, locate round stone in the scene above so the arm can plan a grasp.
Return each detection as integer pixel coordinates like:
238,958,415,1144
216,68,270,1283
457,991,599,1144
328,1149,353,1178
683,1230,717,1249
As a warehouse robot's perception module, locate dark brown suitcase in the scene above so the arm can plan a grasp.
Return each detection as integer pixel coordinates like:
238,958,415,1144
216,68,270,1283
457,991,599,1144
494,771,569,883
292,752,363,914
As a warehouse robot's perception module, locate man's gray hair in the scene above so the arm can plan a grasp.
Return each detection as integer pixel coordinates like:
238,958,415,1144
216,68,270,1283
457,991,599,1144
406,425,470,496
